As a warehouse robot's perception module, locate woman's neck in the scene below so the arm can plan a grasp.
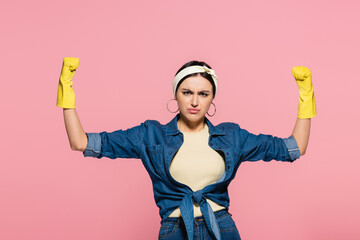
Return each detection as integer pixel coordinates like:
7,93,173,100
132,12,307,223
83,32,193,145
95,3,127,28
177,115,205,133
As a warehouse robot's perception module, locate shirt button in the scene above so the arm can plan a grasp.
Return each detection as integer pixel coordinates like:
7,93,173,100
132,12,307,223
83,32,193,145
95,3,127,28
210,143,213,146
226,152,229,155
227,166,230,169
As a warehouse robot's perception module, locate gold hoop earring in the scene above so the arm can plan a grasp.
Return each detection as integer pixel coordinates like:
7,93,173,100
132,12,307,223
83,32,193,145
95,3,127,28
206,102,216,117
167,99,179,113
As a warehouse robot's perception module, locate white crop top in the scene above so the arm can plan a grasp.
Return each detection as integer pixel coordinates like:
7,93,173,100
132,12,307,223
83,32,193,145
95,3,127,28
169,123,226,217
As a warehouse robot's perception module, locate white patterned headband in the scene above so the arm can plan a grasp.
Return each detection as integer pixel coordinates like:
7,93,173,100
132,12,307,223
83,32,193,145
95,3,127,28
172,65,218,98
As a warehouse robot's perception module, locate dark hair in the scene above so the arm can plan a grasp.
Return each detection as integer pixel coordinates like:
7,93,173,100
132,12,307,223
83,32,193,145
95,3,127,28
174,60,216,98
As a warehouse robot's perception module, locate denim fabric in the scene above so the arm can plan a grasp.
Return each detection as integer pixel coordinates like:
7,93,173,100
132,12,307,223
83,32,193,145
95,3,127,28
83,133,101,157
283,135,300,160
159,210,241,240
83,113,300,240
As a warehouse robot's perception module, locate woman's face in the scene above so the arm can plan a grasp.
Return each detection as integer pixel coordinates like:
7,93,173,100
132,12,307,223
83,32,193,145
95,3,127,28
175,75,214,124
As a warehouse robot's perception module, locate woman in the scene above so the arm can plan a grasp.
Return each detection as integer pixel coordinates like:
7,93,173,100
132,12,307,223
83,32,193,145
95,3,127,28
57,58,316,240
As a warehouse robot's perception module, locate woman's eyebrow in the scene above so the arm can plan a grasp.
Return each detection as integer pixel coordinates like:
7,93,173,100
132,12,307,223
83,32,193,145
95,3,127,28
181,88,192,91
181,88,211,93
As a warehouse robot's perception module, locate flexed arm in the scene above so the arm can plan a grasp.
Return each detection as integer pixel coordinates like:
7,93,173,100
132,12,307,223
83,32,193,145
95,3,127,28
291,66,317,155
56,57,88,151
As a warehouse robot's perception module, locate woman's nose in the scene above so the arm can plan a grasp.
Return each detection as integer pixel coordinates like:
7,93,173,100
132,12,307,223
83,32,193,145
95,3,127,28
191,95,198,107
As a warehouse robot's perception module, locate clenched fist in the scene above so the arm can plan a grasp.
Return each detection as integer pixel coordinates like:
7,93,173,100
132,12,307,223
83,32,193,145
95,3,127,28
63,57,79,72
56,57,79,109
291,66,317,119
292,66,311,80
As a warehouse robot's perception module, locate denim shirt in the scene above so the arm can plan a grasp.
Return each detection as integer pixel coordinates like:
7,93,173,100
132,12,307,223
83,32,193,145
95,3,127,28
83,113,300,240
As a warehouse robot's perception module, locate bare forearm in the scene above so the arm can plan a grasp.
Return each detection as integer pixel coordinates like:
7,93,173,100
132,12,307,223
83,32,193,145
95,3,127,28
291,118,311,155
63,108,88,151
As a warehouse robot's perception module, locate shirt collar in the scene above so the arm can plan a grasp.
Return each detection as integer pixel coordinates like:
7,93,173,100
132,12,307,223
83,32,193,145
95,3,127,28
165,113,225,136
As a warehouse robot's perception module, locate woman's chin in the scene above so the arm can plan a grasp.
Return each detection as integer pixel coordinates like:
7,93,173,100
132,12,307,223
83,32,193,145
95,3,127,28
181,112,205,121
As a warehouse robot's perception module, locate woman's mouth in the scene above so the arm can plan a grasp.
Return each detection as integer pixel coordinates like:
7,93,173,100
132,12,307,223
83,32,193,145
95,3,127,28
188,108,200,114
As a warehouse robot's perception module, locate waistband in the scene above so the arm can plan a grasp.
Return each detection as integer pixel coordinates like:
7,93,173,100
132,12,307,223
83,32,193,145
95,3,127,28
162,209,230,224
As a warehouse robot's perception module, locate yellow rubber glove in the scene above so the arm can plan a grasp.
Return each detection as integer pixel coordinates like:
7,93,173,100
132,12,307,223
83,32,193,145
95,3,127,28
292,66,317,119
56,57,79,108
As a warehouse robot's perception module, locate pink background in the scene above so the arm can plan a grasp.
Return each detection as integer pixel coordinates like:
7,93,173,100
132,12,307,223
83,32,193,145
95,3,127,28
1,0,359,239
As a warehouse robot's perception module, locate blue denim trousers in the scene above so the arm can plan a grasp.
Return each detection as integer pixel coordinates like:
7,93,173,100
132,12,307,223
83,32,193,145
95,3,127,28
158,210,241,240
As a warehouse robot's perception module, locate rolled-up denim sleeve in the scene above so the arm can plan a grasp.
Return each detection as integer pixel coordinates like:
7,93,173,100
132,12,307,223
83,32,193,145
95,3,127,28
83,133,102,158
238,126,300,162
282,135,300,161
82,122,146,159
